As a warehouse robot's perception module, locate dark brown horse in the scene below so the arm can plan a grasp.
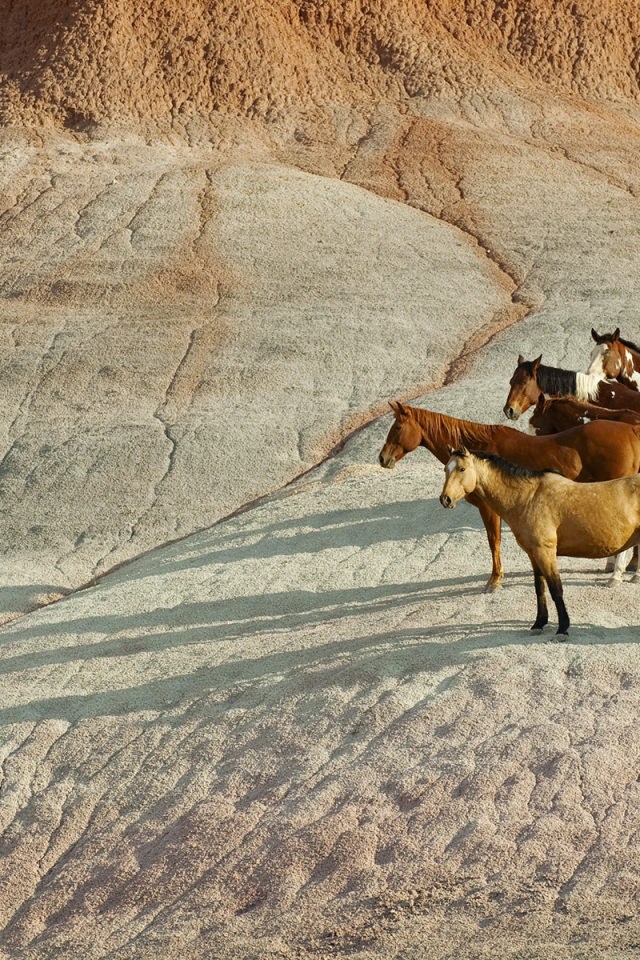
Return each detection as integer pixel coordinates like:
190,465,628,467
379,400,640,590
504,355,640,421
588,328,640,390
528,394,640,436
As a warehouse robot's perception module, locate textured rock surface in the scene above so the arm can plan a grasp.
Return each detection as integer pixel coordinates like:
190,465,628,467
3,2,640,958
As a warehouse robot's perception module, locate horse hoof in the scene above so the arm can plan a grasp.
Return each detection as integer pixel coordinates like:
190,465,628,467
530,627,544,635
633,573,640,584
608,577,622,588
484,581,502,594
553,633,568,642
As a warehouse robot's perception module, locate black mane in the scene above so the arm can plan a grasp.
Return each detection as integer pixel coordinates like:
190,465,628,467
535,363,578,397
452,448,557,479
620,336,640,354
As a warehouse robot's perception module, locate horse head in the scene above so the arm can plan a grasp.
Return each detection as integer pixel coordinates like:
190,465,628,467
587,328,627,380
503,355,542,420
528,393,553,435
440,444,476,507
378,401,422,468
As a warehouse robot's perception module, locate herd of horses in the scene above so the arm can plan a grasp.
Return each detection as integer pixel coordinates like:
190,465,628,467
378,328,640,638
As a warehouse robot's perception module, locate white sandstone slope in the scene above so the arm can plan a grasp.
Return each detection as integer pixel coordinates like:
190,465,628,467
0,392,639,960
0,134,507,621
4,98,640,960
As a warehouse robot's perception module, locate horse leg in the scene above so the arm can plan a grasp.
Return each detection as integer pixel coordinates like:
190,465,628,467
628,546,639,573
467,492,502,592
530,561,549,634
609,549,632,586
531,550,570,638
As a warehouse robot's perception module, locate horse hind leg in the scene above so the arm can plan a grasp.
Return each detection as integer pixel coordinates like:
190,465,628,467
609,548,633,587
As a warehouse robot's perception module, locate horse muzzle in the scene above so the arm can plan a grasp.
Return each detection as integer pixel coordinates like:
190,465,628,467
440,493,455,508
379,453,395,468
503,403,521,421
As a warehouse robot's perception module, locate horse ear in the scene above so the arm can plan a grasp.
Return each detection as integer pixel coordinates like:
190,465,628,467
390,400,408,418
613,327,620,341
591,328,599,342
446,444,454,457
535,393,545,409
517,354,524,365
532,355,542,371
459,444,469,457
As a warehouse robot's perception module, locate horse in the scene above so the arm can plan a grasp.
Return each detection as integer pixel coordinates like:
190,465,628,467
379,400,640,588
440,446,640,637
503,355,640,421
587,328,640,390
528,394,640,436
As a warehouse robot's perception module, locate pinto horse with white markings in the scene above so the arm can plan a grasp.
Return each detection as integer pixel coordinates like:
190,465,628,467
503,355,640,421
588,328,640,390
440,447,640,637
379,400,640,590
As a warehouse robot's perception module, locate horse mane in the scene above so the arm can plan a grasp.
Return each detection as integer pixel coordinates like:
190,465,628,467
536,363,578,397
459,449,557,479
535,362,601,402
619,336,640,354
405,405,497,447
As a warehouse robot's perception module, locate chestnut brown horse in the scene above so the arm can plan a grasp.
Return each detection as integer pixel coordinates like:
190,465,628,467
440,448,640,637
379,400,640,590
588,328,640,390
504,355,640,421
528,394,640,436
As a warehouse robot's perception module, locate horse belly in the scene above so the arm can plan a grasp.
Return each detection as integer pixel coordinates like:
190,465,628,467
555,496,640,558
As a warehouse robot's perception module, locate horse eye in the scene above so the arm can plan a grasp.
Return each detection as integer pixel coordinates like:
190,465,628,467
460,467,465,472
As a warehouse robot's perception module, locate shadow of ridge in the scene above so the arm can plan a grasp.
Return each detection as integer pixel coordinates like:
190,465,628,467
0,618,550,724
0,576,490,675
106,496,480,585
0,583,70,613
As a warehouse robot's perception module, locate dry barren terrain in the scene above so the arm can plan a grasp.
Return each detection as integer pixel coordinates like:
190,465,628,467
2,3,640,957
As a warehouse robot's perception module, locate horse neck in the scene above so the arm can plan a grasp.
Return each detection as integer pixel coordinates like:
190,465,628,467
619,339,640,371
538,363,601,402
409,406,500,460
471,458,534,518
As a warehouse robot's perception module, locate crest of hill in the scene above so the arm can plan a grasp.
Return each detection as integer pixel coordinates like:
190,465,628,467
2,0,640,128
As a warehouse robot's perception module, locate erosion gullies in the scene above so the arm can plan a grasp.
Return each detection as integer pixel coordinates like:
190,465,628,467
4,1,640,128
3,2,640,958
0,135,511,621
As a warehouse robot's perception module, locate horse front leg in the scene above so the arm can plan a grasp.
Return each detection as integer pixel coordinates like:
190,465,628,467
533,550,570,638
466,492,502,592
529,560,549,633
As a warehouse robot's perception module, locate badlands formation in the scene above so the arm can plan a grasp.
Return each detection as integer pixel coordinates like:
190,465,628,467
4,2,640,957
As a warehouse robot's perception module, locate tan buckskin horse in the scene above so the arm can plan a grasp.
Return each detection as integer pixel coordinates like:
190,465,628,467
379,401,640,589
528,395,640,436
440,447,640,638
503,355,640,421
587,328,640,390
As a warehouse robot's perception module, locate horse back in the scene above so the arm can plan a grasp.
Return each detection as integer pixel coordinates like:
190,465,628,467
596,380,640,411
